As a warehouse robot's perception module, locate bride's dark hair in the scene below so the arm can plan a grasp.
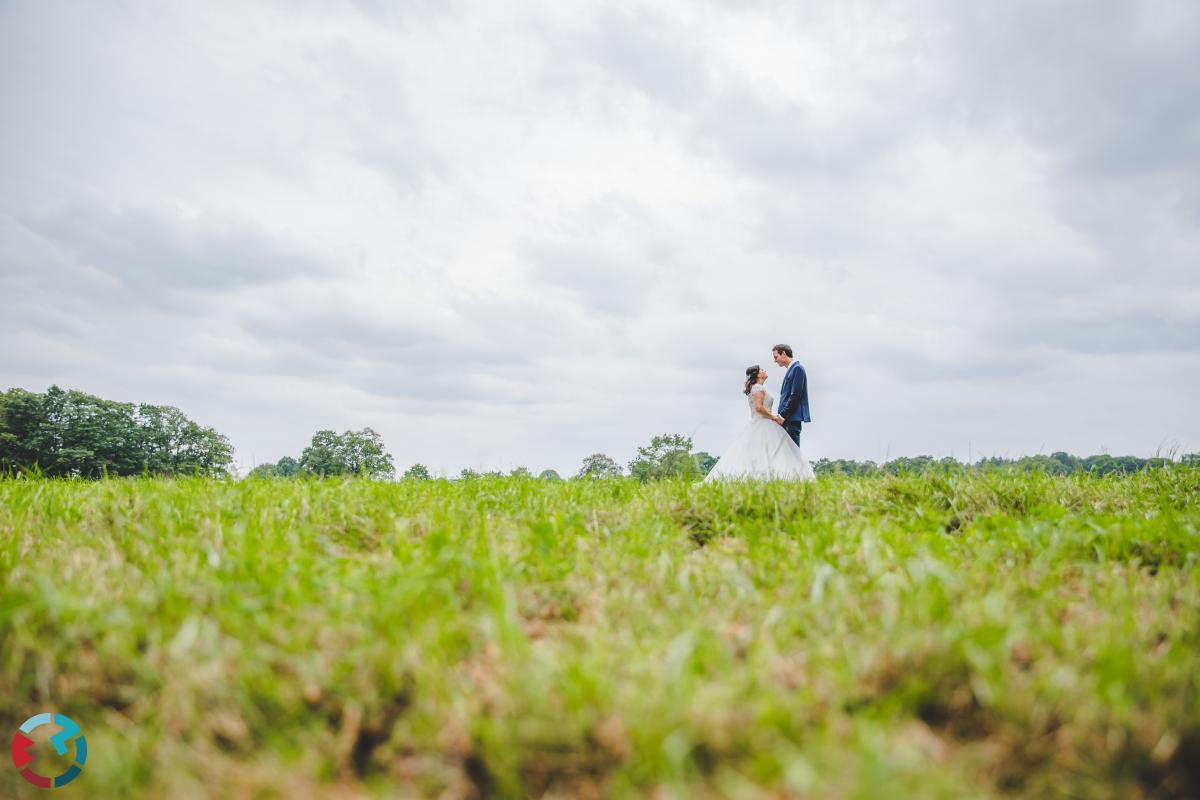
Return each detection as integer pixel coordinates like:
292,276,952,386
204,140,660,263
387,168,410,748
743,365,761,396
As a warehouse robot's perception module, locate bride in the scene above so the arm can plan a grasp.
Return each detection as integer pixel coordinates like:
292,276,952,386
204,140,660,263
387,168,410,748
705,365,815,481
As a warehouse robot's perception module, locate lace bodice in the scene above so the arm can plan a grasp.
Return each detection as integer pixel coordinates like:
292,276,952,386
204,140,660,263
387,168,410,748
747,385,774,419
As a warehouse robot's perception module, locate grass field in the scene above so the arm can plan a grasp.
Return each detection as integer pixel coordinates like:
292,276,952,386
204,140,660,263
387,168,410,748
2,469,1198,798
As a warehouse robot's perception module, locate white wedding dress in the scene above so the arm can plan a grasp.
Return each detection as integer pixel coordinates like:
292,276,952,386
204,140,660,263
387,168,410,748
705,384,815,481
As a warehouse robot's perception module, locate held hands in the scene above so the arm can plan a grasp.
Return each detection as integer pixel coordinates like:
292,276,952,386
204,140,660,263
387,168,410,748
774,415,785,425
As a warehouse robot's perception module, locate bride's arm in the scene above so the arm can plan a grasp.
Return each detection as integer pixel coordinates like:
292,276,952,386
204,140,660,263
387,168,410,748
751,390,777,420
752,388,785,423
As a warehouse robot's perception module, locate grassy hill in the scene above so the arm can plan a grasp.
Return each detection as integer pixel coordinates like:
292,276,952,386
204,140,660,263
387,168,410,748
2,470,1197,798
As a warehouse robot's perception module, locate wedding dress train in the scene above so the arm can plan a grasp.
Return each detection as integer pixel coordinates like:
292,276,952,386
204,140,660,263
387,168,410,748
705,385,815,481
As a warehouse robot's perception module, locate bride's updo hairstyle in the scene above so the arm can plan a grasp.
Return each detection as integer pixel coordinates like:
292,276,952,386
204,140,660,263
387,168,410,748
743,365,761,396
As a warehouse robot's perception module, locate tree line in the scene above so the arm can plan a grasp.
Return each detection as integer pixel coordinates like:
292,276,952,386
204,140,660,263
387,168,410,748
249,431,718,481
0,386,233,477
813,452,1194,477
402,443,1196,482
4,385,1195,481
249,428,394,478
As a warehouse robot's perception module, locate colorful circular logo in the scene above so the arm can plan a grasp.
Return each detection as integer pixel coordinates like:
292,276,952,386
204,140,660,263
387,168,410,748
11,713,86,789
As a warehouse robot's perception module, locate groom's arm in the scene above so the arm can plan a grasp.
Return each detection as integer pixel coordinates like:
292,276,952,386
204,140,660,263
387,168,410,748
776,368,798,421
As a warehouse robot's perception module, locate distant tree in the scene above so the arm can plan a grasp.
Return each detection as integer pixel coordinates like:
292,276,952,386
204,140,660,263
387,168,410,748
1081,455,1118,476
576,453,623,479
136,403,233,476
1183,453,1200,467
299,427,395,478
809,453,1182,477
300,431,341,476
135,403,188,474
509,466,532,477
248,456,299,479
457,468,503,480
0,385,232,477
629,434,698,482
538,469,562,481
1050,451,1078,473
813,458,879,477
1033,455,1074,475
0,388,43,471
38,386,141,476
402,463,432,480
299,431,339,476
248,462,279,478
881,455,938,475
692,451,718,476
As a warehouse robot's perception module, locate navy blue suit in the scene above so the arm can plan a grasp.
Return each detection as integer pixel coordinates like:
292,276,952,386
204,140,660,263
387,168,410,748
776,361,811,446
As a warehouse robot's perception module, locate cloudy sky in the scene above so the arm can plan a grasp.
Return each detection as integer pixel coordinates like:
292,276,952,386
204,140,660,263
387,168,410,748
2,1,1197,476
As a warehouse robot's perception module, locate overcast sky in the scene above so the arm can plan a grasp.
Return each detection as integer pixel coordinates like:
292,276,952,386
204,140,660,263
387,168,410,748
2,1,1198,476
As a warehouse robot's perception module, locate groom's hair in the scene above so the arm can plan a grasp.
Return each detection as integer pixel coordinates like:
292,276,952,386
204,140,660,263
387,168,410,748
772,344,793,357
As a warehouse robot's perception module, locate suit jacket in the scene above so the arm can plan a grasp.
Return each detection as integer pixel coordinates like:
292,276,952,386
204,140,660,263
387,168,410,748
777,361,811,426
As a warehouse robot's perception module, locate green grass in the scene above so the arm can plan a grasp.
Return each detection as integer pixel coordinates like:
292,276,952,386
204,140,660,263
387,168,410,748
1,469,1198,798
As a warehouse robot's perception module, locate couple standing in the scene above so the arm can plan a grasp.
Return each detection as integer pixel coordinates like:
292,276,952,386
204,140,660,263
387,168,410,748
705,343,815,482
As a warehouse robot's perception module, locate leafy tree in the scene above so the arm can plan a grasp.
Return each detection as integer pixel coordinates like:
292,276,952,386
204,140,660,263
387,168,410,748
298,427,395,478
248,462,279,478
1,385,232,477
813,458,879,477
0,389,43,471
538,469,562,481
402,463,432,480
300,431,346,476
692,451,718,476
881,455,938,475
628,434,698,482
248,456,299,479
808,453,1183,477
33,386,144,476
1050,451,1079,473
1009,455,1065,475
136,403,233,476
135,403,188,474
457,468,503,480
509,466,532,477
576,453,623,479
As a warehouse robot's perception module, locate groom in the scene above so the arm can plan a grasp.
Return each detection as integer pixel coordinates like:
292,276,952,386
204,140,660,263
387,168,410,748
772,344,810,446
